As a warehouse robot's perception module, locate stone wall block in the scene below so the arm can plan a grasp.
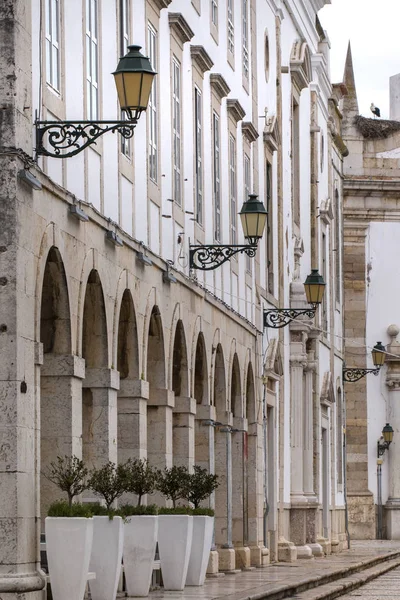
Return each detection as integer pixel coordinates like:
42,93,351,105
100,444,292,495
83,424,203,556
83,368,120,390
118,378,149,399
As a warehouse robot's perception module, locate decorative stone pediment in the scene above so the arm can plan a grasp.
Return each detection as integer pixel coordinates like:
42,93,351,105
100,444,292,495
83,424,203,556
320,371,335,406
227,99,246,123
190,45,214,74
263,338,283,380
263,114,280,153
290,40,312,93
168,13,194,43
210,73,231,100
153,0,172,9
319,197,334,224
242,121,259,143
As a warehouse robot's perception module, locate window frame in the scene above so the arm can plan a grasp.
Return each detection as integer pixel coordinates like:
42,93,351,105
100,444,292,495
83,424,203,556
119,0,131,157
213,112,221,242
85,0,99,120
172,56,182,206
229,134,237,245
242,0,249,82
45,0,61,92
147,22,158,183
194,86,203,226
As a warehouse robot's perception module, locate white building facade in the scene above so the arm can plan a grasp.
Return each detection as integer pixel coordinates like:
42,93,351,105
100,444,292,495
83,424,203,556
0,0,347,597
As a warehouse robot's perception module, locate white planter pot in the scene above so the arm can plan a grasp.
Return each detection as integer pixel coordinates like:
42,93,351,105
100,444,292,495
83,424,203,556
186,516,214,586
158,515,193,591
45,517,93,600
123,515,158,597
89,516,124,600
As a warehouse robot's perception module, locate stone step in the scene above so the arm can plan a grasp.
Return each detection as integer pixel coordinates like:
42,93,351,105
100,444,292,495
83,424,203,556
272,556,400,600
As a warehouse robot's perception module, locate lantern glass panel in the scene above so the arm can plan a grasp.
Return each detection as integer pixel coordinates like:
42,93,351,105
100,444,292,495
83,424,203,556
372,342,386,367
382,423,394,443
240,211,267,240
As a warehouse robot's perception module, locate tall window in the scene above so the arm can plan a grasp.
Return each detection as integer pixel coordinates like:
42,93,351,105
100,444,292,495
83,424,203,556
322,232,328,332
211,0,218,26
195,88,203,225
45,0,60,91
213,113,221,241
335,188,341,303
120,0,130,156
266,161,274,294
242,0,249,80
148,24,158,182
86,0,99,120
227,0,234,55
229,135,237,245
244,154,251,272
172,58,182,206
292,99,300,226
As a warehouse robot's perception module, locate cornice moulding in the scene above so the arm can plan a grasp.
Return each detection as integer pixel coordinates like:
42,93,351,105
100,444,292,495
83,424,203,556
168,13,195,43
242,121,259,143
227,99,246,123
190,45,214,73
210,73,231,100
153,0,172,10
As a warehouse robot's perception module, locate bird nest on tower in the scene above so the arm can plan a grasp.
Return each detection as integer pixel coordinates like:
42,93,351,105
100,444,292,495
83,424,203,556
354,115,400,139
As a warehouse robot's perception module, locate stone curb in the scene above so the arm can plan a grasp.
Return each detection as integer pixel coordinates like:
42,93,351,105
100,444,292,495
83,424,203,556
232,550,400,600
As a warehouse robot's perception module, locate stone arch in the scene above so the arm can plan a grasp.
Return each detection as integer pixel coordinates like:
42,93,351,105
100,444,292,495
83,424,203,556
146,305,166,389
117,289,139,380
82,270,108,369
172,319,189,398
245,362,256,423
213,343,226,417
194,332,209,405
290,40,312,92
231,353,242,418
40,246,72,355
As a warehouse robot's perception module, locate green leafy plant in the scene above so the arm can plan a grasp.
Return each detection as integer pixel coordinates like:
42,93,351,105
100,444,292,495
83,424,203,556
158,506,192,515
120,504,158,516
124,459,158,506
192,507,215,517
156,465,190,508
48,500,93,518
185,466,219,509
88,462,128,511
43,455,89,508
83,502,122,519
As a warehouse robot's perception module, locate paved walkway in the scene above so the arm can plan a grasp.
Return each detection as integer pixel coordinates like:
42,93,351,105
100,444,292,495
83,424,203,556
140,541,400,600
338,563,400,599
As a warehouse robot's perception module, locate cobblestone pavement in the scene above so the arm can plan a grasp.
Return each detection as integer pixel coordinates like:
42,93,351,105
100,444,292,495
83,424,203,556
339,564,400,599
139,541,400,600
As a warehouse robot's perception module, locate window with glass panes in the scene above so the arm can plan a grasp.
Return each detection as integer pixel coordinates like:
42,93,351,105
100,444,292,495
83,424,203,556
227,0,234,55
244,154,251,272
266,161,274,294
229,135,237,245
242,0,249,80
86,0,99,120
195,88,203,225
45,0,60,91
148,24,158,182
172,58,182,206
211,0,218,26
213,113,221,241
120,0,130,157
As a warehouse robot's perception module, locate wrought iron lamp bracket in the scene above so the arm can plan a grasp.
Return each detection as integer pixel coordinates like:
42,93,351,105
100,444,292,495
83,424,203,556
35,119,139,159
377,439,391,457
342,367,380,383
263,306,317,329
189,243,257,271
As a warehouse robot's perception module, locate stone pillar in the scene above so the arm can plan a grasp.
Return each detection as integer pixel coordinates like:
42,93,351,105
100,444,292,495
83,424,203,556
147,388,174,504
40,354,85,515
232,417,251,570
82,368,119,467
117,379,149,462
247,420,268,566
173,396,196,470
303,359,315,498
384,325,400,538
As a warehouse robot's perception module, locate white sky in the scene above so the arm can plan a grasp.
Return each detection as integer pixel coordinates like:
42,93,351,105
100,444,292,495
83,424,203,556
319,0,400,119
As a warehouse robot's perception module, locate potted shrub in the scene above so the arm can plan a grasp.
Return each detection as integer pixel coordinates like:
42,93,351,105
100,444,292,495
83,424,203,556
156,466,193,591
87,462,127,600
185,466,219,586
121,459,159,597
44,456,93,600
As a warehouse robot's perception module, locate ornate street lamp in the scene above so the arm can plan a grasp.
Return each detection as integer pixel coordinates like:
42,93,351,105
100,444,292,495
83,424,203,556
189,194,267,270
377,423,394,457
343,341,386,383
263,269,326,328
35,45,156,158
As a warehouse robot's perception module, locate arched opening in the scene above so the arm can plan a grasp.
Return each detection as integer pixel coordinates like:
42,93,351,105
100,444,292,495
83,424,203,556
245,362,256,423
172,320,192,468
231,354,242,417
213,344,229,547
193,333,211,481
117,290,140,466
146,306,170,485
231,354,245,550
81,270,110,470
194,333,208,405
214,344,226,416
40,247,73,518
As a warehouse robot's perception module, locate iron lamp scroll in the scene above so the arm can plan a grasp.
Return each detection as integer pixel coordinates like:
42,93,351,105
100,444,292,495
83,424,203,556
263,269,326,329
343,341,386,383
35,45,156,159
189,194,267,271
377,423,394,457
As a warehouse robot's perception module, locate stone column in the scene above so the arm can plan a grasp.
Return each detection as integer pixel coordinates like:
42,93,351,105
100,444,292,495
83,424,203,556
40,354,85,515
232,416,251,569
147,388,174,504
247,419,268,566
82,368,119,467
117,379,149,463
384,325,400,538
303,358,316,499
173,396,196,470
